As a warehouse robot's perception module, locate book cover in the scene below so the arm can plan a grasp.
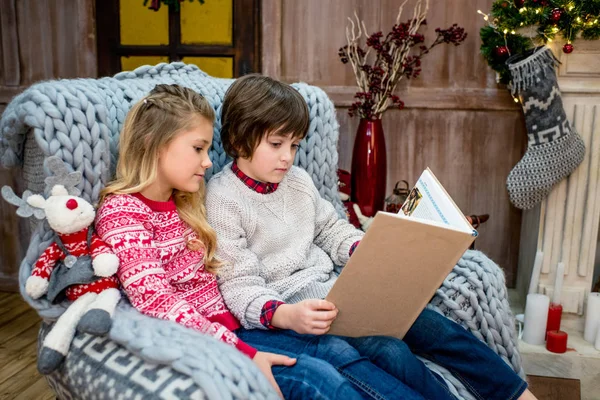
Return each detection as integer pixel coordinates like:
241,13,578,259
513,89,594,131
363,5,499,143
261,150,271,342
325,168,476,338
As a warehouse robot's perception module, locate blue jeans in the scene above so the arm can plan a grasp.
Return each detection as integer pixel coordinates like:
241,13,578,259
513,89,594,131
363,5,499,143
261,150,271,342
344,308,528,400
236,328,425,400
271,353,363,399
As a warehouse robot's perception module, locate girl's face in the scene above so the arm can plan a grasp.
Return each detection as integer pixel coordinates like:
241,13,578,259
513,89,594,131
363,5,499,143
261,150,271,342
236,132,301,184
145,116,214,201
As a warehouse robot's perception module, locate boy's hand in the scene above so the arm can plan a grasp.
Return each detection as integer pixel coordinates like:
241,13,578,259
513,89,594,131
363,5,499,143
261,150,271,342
253,351,296,398
271,300,338,335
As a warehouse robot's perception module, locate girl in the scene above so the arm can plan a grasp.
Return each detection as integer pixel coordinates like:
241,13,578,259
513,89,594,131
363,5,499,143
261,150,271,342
94,84,369,399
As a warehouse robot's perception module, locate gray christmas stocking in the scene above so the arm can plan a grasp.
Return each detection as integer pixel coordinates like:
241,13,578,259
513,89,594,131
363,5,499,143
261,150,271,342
505,46,585,210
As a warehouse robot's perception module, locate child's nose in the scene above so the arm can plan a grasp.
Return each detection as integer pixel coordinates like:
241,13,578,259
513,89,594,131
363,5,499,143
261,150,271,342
281,149,293,162
202,157,213,169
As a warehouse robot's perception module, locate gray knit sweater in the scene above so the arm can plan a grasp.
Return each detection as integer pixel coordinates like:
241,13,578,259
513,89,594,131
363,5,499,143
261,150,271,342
206,163,364,329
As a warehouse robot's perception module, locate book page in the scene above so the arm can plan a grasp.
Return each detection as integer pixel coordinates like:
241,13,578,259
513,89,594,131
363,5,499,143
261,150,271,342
400,169,476,235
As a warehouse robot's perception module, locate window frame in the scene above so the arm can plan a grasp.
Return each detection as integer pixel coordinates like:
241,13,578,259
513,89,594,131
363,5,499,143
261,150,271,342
96,0,260,77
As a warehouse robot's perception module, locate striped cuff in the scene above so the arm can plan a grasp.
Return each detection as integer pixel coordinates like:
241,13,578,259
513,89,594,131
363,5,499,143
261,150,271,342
260,300,286,329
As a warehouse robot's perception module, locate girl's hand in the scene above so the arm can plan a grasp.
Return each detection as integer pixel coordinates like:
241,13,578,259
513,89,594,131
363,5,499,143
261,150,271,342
253,351,296,398
272,300,338,335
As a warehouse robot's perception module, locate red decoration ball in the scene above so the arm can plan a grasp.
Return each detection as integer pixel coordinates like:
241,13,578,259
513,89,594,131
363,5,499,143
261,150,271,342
550,8,563,23
563,43,574,54
514,0,525,7
494,46,509,59
501,1,509,8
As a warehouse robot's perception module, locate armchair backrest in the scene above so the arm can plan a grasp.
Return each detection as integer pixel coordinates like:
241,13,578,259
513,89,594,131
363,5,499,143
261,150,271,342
0,63,345,316
0,63,344,215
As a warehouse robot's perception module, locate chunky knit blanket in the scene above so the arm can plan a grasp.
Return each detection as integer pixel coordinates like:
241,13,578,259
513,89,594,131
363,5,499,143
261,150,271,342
0,63,522,400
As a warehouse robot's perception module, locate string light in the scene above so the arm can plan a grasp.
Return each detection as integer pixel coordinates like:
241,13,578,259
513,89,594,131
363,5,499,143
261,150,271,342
480,0,600,83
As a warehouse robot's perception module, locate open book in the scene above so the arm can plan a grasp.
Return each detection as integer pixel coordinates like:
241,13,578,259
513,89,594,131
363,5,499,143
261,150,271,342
326,168,477,339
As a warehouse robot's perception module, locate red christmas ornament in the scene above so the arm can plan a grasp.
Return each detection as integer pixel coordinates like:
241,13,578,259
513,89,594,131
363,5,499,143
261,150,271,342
494,46,510,59
500,1,509,8
514,0,525,8
563,43,574,54
550,8,563,23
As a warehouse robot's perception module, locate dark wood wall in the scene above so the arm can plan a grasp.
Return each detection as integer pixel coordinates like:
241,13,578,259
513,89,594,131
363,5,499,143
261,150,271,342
0,0,97,290
262,0,527,286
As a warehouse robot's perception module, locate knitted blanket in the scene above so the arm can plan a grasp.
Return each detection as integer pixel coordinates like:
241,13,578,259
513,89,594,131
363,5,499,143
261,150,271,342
0,63,344,217
0,63,523,400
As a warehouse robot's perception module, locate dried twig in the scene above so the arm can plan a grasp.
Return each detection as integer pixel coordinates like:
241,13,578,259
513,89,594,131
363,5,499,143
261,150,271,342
339,0,466,119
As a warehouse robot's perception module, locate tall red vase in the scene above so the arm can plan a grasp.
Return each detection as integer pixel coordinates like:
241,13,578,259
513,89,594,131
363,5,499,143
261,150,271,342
350,118,387,217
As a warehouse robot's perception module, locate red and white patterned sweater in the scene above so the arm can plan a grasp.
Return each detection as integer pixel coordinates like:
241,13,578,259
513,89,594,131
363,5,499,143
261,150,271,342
95,192,256,358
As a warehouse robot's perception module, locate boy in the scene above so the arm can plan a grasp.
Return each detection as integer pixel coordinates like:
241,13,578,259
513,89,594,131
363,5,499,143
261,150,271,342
206,74,534,400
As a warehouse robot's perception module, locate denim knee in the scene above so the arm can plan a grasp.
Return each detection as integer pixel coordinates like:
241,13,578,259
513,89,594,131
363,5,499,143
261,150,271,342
273,354,362,400
312,335,367,368
406,308,460,349
344,335,412,362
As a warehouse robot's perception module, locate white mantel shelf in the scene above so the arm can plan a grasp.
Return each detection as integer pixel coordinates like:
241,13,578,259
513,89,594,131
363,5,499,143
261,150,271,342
519,314,600,400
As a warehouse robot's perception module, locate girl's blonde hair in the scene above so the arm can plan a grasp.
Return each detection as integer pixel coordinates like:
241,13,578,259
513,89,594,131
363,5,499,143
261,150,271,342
100,84,221,272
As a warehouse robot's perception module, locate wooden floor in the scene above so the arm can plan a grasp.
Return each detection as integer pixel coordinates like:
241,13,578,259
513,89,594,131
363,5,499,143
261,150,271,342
0,292,582,400
528,375,581,400
0,291,54,400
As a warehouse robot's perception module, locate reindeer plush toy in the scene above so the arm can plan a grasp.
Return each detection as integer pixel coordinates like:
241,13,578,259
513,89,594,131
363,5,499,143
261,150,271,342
2,157,121,374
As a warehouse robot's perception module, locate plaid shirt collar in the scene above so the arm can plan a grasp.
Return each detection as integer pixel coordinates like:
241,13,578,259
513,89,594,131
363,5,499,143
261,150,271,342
232,161,279,194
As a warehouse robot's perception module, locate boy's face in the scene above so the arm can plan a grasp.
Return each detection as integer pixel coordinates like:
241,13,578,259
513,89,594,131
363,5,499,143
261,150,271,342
236,132,301,183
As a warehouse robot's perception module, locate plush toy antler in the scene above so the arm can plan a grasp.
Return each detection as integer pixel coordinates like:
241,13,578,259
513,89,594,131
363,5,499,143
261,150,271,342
44,156,82,196
2,156,121,374
1,186,46,219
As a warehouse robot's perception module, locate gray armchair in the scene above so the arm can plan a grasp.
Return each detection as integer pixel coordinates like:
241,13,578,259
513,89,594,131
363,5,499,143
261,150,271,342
0,63,523,399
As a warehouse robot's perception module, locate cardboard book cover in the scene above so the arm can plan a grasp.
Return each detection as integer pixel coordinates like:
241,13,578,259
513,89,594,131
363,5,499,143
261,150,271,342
326,168,477,339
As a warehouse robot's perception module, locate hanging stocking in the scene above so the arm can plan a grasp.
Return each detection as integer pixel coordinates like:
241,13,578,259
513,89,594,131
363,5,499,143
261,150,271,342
505,46,585,210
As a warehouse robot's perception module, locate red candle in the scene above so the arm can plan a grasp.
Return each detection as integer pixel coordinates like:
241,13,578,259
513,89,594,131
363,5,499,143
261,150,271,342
546,330,568,353
546,302,563,338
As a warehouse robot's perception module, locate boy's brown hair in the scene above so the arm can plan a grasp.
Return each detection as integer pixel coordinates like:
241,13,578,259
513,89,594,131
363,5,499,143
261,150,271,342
220,74,309,159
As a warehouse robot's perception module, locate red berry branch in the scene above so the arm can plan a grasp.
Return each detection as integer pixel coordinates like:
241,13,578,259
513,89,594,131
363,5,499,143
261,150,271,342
339,0,467,120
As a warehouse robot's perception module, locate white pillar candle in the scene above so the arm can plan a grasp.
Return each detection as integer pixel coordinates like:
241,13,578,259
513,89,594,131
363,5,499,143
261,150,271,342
523,293,550,345
528,251,544,295
584,292,600,344
552,262,565,304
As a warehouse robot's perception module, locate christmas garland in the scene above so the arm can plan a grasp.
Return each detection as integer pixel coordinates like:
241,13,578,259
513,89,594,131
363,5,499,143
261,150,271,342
480,0,600,84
